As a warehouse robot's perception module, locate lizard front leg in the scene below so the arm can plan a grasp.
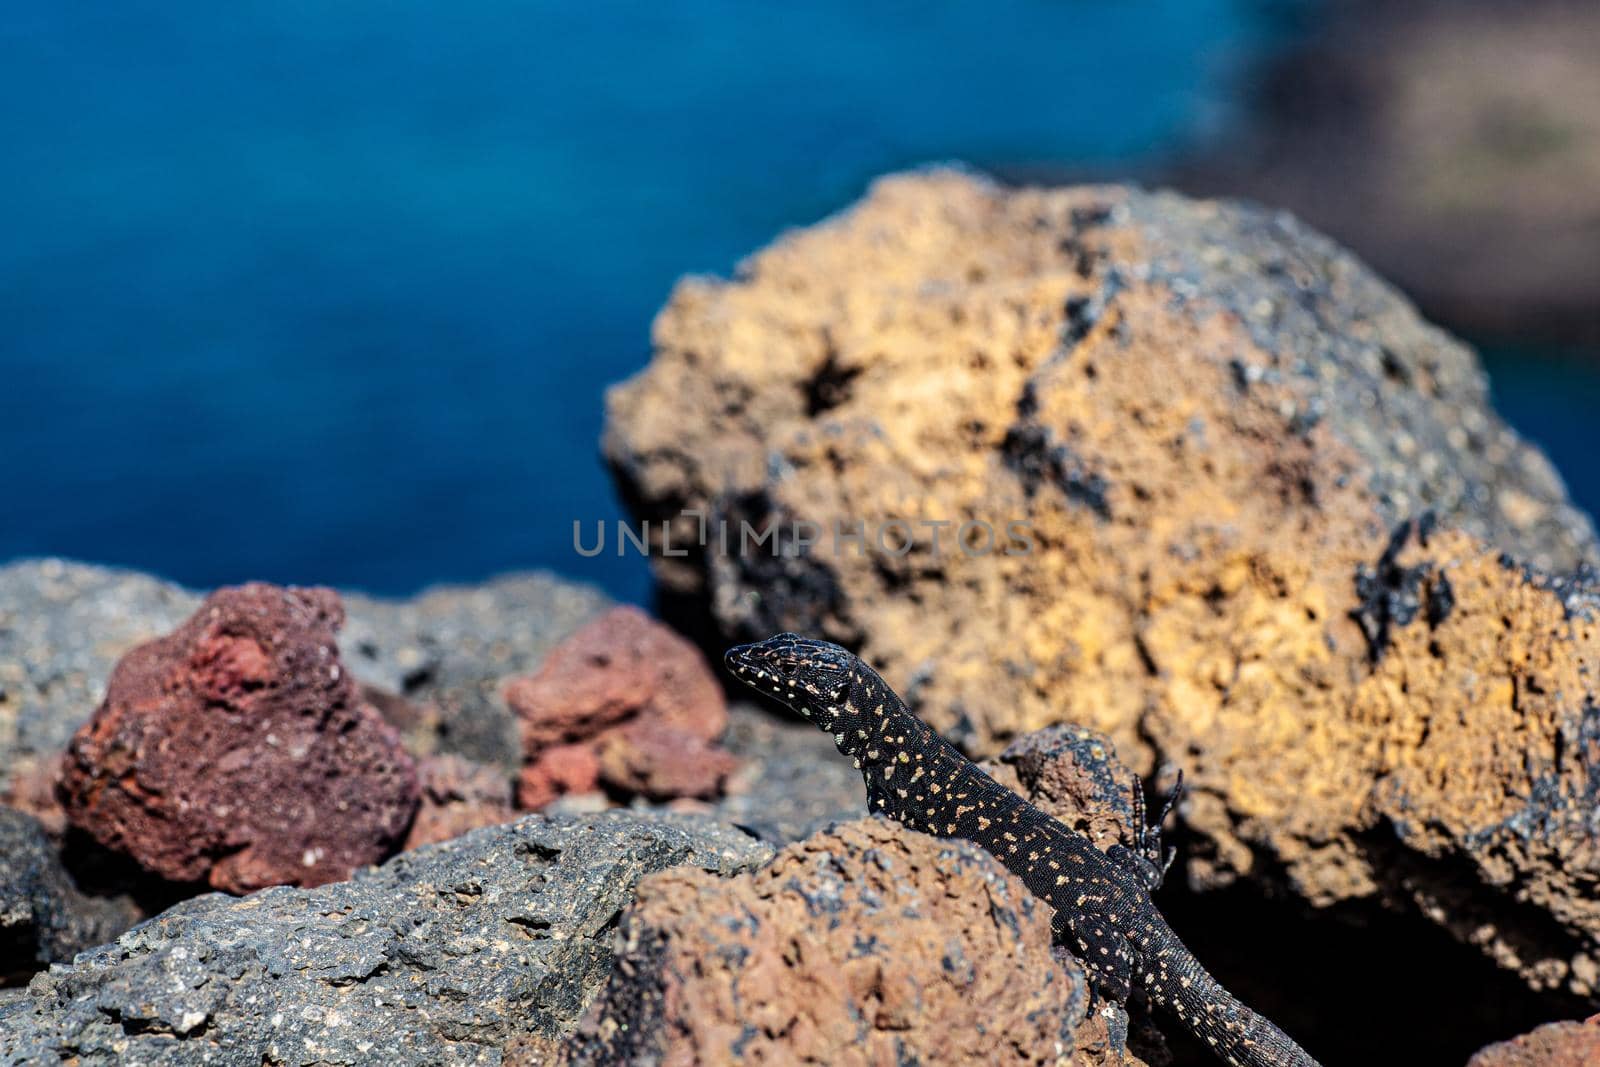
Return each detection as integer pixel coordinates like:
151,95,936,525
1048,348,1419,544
1108,771,1183,892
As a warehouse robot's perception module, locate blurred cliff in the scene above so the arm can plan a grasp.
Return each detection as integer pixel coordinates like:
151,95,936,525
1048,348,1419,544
1173,0,1600,349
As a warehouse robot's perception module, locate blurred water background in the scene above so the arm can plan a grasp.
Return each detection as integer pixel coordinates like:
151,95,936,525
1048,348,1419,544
2,2,1593,603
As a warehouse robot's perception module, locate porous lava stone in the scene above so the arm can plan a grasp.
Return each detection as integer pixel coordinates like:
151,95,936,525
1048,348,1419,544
57,583,418,893
507,606,735,807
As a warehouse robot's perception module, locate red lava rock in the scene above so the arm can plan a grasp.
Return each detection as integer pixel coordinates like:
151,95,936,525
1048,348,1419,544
1468,1019,1600,1067
516,743,601,810
594,718,740,801
505,605,733,808
57,583,419,894
402,755,516,851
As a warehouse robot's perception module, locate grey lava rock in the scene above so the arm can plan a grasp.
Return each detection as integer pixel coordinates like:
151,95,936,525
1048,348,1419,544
0,560,197,818
0,808,140,984
0,812,771,1065
341,576,610,770
710,703,867,843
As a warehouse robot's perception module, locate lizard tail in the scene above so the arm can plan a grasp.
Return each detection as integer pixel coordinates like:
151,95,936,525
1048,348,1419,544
1140,916,1322,1067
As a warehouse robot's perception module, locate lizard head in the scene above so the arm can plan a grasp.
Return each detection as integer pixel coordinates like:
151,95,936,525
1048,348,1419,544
724,633,861,732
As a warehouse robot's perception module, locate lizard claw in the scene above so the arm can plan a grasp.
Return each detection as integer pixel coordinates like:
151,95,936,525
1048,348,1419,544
1158,769,1184,827
1154,769,1183,880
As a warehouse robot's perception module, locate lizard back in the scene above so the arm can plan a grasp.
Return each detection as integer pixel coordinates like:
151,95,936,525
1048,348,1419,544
726,633,1322,1067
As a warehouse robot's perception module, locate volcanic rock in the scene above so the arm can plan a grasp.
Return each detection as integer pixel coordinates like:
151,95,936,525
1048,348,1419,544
1468,1018,1600,1067
569,817,1087,1065
0,560,609,814
985,723,1153,855
56,583,418,893
0,560,196,832
339,574,609,769
603,170,1600,995
402,754,516,851
507,605,736,808
0,813,771,1065
0,808,140,984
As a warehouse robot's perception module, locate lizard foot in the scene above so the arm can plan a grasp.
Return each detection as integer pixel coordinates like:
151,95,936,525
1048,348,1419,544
1111,770,1183,891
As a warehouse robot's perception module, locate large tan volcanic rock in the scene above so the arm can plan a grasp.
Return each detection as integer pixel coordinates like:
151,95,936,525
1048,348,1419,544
604,170,1600,996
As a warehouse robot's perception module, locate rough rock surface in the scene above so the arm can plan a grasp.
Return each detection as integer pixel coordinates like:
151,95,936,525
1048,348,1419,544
603,170,1600,995
984,725,1170,1067
403,755,517,852
508,606,737,808
0,559,608,823
56,583,419,893
984,724,1150,855
569,817,1086,1066
1468,1018,1600,1067
0,813,772,1066
0,808,140,984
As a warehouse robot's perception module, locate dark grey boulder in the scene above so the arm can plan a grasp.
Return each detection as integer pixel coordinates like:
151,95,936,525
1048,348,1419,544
0,812,771,1066
0,808,140,983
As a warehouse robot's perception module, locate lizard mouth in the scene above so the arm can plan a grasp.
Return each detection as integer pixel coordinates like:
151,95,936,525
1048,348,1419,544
723,639,796,694
722,640,765,674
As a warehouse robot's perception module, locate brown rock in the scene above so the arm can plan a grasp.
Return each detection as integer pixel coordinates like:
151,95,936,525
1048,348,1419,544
983,726,1170,1067
1468,1018,1600,1067
984,724,1149,855
0,759,66,839
402,754,516,851
507,605,734,808
593,718,740,801
57,583,419,893
519,743,603,810
603,172,1600,995
568,817,1087,1066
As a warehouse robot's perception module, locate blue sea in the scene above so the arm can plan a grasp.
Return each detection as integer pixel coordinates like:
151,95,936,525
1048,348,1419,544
2,2,1593,603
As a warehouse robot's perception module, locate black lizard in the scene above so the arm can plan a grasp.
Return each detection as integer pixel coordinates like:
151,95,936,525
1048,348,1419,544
726,633,1321,1067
